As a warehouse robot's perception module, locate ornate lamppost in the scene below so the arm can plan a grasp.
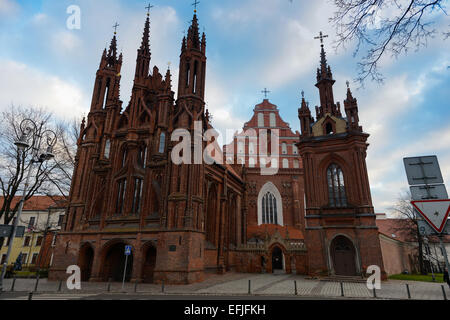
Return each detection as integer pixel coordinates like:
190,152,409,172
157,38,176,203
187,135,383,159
0,119,57,291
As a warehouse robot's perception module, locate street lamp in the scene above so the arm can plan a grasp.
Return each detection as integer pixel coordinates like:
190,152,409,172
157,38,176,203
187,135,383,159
0,119,57,292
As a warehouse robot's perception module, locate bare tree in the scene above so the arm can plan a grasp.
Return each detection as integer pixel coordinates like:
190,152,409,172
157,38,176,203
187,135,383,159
390,191,427,274
0,105,79,247
330,0,449,84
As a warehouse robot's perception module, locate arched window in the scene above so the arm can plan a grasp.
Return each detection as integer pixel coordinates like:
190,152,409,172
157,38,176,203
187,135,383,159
270,113,276,127
282,142,287,154
260,158,266,167
140,146,148,168
327,164,347,207
249,158,256,168
257,182,283,226
262,192,278,224
121,149,127,167
283,159,289,168
116,179,127,215
132,178,143,214
293,159,300,169
258,113,265,127
159,132,166,153
292,144,298,155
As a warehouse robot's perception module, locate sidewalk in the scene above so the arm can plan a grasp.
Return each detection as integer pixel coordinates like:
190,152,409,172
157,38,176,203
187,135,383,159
1,273,449,300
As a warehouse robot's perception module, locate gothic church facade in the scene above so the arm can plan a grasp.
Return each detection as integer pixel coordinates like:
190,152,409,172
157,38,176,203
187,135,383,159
49,12,385,284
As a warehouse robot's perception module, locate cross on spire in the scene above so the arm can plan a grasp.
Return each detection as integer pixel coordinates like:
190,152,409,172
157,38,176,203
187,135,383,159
192,0,200,13
314,31,328,47
113,22,120,35
301,90,305,99
145,3,154,16
261,88,271,99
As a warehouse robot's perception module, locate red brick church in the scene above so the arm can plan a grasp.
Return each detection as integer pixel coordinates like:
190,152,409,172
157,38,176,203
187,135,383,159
49,11,385,284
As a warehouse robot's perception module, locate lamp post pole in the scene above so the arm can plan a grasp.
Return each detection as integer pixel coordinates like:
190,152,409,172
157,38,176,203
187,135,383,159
0,119,56,292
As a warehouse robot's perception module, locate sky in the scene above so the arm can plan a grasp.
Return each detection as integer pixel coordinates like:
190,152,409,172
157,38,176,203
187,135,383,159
0,0,449,215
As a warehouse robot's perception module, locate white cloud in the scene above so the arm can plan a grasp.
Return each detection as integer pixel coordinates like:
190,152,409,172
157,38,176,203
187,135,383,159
0,0,19,16
0,59,89,120
52,31,82,53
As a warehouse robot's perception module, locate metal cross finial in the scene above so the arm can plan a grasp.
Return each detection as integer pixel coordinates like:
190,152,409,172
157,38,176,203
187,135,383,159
346,80,350,88
192,0,200,12
167,61,171,70
262,88,271,99
301,90,305,99
113,22,120,34
145,3,154,15
314,31,328,46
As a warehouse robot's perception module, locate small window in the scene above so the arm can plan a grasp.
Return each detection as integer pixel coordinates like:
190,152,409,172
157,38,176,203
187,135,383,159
21,253,28,265
140,146,148,168
104,139,111,159
260,158,266,167
326,123,333,135
132,178,144,214
283,159,289,168
57,215,64,227
292,145,298,155
293,160,300,169
258,113,265,127
249,158,256,168
122,149,128,167
36,236,43,246
116,179,127,215
28,217,35,230
159,133,166,153
24,236,31,247
31,253,38,265
270,113,276,127
1,254,6,264
282,143,287,154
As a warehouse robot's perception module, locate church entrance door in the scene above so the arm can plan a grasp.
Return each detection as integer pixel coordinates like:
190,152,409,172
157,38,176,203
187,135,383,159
102,243,133,282
272,247,283,271
330,236,357,276
142,245,157,283
78,244,94,282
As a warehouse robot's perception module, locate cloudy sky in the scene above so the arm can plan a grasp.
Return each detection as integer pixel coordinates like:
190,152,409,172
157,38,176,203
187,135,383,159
0,0,449,215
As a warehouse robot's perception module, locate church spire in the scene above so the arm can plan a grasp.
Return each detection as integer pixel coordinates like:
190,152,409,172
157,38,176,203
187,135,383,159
135,10,152,79
298,90,313,137
344,81,361,132
314,31,337,117
187,13,201,50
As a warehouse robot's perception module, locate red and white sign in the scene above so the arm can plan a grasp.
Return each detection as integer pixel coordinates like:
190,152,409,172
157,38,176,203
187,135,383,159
411,199,450,233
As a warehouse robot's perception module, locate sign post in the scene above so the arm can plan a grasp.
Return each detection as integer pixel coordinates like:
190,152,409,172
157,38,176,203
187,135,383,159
404,155,449,273
411,199,450,272
122,245,132,290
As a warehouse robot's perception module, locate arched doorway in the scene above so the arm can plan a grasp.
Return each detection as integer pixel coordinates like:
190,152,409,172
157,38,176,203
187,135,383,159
78,244,94,282
142,245,157,283
102,243,133,282
330,236,357,276
272,247,283,272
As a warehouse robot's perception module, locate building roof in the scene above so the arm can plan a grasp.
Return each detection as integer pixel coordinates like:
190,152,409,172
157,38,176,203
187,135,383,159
0,196,67,212
247,224,304,240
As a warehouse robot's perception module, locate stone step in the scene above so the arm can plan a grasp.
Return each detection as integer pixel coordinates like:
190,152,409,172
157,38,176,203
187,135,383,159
320,275,367,284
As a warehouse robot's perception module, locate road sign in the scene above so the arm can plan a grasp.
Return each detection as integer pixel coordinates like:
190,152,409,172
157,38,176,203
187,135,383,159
125,245,132,256
410,184,448,200
404,156,444,186
0,225,25,238
411,199,450,233
418,219,450,236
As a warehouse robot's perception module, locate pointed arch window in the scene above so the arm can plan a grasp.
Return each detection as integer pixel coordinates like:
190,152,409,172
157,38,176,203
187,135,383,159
104,139,111,159
140,145,148,168
262,192,278,225
131,178,144,214
327,164,347,207
121,149,128,167
116,179,127,215
159,132,166,154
